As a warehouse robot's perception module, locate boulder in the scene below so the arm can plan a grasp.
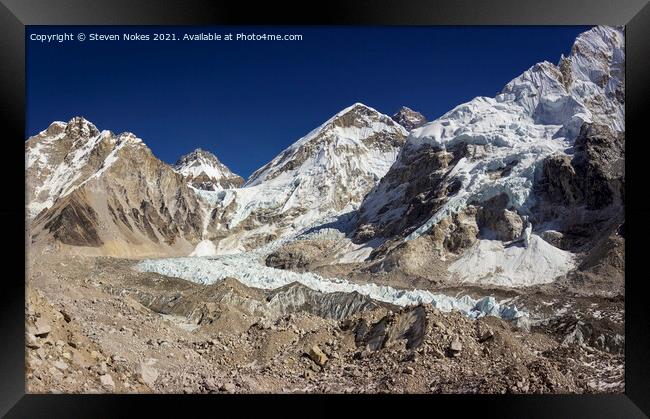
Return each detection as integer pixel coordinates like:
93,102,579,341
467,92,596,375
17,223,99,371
99,374,115,388
449,339,462,356
32,318,51,338
138,360,159,388
220,382,236,392
307,345,328,366
26,333,40,349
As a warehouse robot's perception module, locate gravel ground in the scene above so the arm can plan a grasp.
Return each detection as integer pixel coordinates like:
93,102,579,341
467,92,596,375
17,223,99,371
25,253,624,394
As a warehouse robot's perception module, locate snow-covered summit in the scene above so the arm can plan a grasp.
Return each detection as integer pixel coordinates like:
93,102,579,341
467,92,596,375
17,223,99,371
499,25,624,136
174,148,243,190
246,103,406,186
26,117,147,219
409,26,623,153
200,103,408,253
393,25,624,222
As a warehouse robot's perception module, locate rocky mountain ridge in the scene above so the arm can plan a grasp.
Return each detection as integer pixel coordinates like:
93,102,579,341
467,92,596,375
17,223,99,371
196,103,408,254
26,117,204,257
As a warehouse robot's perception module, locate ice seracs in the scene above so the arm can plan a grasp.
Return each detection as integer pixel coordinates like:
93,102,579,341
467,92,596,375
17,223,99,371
136,253,527,321
405,26,623,240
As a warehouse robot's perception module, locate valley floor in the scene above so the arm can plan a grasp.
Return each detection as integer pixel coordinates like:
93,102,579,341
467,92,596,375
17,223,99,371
25,252,624,394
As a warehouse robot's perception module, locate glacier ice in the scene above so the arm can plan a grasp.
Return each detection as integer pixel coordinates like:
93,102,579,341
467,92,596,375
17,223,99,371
136,252,528,321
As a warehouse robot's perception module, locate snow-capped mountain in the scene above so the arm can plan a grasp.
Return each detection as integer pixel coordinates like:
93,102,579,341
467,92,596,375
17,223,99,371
391,106,427,130
353,26,624,287
26,117,204,257
26,117,111,219
174,148,243,191
26,104,407,257
199,103,408,253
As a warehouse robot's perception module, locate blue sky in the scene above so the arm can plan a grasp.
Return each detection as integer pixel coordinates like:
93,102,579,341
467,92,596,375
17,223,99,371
26,26,590,178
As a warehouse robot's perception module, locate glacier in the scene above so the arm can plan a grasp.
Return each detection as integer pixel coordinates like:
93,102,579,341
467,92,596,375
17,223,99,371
135,251,528,321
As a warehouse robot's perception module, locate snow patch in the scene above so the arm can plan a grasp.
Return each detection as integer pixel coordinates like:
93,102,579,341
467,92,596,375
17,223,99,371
448,234,576,287
189,239,218,257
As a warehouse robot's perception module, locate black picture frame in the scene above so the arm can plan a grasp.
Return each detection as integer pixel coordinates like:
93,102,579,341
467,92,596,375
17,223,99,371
2,0,649,417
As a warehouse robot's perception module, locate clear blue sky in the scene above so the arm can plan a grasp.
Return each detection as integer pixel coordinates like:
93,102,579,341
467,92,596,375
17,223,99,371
26,26,590,178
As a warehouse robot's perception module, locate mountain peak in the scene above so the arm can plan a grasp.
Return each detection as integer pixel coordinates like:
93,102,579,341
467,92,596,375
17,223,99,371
65,116,99,139
497,25,624,136
572,25,623,55
246,103,407,187
176,148,222,167
327,103,387,128
174,148,243,191
338,102,372,114
392,106,427,130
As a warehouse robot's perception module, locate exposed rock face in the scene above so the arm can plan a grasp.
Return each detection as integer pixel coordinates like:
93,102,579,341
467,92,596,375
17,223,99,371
538,123,624,211
201,103,408,253
41,190,103,247
27,117,204,257
533,122,625,292
391,106,427,131
174,148,244,191
265,245,313,270
264,238,348,271
431,206,480,253
569,221,624,295
533,123,624,252
266,282,384,320
476,194,524,242
354,142,465,242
